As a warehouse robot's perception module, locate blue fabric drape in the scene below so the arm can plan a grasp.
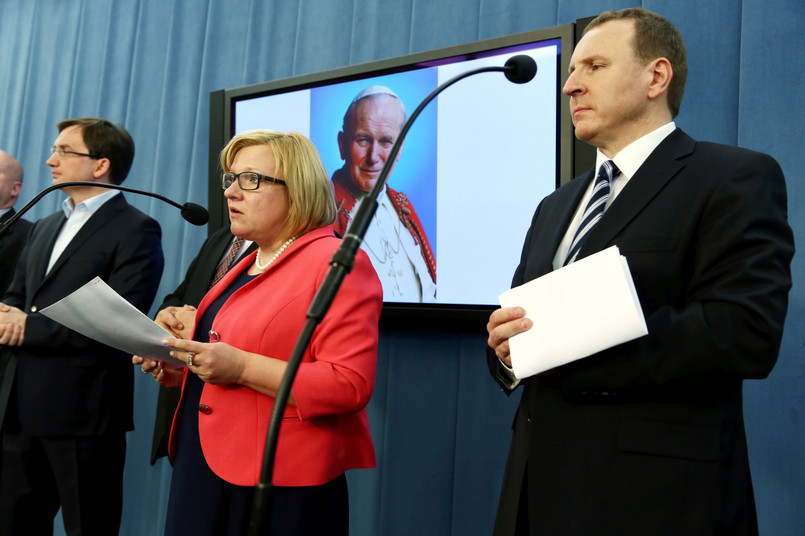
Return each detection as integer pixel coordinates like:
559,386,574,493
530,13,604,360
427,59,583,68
1,1,803,535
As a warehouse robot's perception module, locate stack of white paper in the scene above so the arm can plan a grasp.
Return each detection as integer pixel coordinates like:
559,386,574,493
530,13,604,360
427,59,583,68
498,246,647,379
40,277,186,368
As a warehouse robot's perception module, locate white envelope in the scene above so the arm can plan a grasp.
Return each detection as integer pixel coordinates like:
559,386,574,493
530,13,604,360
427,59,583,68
499,245,647,379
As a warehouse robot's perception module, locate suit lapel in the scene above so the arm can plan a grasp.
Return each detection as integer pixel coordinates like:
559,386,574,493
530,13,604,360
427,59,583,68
0,209,16,250
26,213,67,290
0,208,21,240
528,170,594,275
196,230,236,286
0,208,14,225
40,194,126,286
578,129,695,257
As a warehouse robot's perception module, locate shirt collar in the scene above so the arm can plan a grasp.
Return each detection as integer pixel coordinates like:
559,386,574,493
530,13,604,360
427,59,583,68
62,189,120,219
354,184,387,201
596,122,676,179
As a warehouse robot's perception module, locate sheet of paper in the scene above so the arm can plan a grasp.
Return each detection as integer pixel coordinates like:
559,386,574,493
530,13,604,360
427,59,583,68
499,245,647,379
40,277,185,368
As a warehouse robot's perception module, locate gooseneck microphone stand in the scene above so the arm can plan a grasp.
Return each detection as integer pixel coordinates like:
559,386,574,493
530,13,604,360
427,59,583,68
248,55,537,535
0,181,209,234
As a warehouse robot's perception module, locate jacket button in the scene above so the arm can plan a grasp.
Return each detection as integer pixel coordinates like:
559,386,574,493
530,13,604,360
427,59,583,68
198,404,212,415
208,330,220,342
30,306,38,312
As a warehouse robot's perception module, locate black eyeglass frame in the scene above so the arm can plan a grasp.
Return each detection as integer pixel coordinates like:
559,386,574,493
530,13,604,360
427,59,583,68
221,171,287,190
49,147,102,159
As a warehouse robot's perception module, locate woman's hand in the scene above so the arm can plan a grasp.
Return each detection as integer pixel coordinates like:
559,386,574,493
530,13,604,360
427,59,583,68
162,338,247,386
159,338,295,404
132,355,184,387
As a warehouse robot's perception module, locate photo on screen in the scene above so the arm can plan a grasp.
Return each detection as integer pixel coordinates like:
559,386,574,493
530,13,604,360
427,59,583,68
216,24,573,316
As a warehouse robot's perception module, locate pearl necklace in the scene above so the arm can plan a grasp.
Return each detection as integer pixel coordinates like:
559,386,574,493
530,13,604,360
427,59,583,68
255,236,298,271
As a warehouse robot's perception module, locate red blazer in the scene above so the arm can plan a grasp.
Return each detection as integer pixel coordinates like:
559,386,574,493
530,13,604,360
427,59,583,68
168,225,383,487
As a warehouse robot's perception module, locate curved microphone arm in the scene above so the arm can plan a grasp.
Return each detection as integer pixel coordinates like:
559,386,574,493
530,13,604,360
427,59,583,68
0,181,209,234
248,55,537,535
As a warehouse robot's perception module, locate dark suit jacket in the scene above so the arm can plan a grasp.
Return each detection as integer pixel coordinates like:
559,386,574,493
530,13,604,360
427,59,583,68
0,209,33,425
0,208,33,294
489,129,794,536
0,193,163,436
149,227,255,463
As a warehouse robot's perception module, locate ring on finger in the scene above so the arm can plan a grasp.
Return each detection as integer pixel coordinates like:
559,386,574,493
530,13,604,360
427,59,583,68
187,353,195,367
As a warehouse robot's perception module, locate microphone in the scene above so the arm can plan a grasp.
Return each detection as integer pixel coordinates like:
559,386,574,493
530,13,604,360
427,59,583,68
0,181,209,235
504,54,538,84
248,55,538,535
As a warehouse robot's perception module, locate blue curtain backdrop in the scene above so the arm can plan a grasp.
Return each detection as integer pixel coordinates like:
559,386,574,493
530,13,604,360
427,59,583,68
1,1,803,535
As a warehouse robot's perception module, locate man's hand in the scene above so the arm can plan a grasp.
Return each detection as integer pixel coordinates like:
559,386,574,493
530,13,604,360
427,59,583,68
155,305,197,340
487,306,532,368
0,302,27,346
132,355,184,387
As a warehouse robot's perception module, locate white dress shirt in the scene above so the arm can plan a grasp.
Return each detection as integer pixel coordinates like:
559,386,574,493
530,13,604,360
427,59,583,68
47,190,120,274
552,122,677,270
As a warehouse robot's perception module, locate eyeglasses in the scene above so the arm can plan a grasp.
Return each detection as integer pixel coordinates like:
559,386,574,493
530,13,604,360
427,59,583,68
222,171,286,190
49,147,101,159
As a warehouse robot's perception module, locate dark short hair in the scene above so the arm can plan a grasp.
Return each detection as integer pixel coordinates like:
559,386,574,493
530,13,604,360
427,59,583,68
57,117,135,184
586,7,687,118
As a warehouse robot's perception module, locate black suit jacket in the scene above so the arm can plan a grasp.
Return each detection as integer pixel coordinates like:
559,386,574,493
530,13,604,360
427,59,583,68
489,129,794,536
0,209,33,294
149,227,256,463
0,209,33,419
0,194,163,436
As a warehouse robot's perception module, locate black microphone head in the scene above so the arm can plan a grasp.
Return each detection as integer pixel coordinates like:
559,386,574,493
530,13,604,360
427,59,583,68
504,55,538,84
181,203,210,226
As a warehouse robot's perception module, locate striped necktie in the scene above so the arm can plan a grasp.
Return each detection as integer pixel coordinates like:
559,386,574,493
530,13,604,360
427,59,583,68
564,160,618,266
210,237,245,288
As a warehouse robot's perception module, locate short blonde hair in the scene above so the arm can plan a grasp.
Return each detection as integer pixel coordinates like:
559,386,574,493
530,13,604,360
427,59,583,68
220,130,336,241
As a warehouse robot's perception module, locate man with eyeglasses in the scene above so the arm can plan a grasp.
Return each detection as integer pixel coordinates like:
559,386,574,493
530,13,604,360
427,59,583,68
332,86,436,303
0,117,164,535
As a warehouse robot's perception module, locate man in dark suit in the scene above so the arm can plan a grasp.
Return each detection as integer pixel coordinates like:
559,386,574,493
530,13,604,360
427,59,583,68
486,8,794,536
0,149,32,486
0,117,164,535
137,226,255,464
0,149,32,294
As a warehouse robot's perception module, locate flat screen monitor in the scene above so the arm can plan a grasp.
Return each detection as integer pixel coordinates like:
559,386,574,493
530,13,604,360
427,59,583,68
209,23,575,319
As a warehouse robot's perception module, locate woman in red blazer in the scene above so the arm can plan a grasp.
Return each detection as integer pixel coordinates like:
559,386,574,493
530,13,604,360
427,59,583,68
138,130,382,535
